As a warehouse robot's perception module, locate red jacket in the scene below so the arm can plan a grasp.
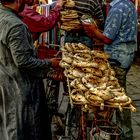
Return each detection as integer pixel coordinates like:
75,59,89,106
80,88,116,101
19,5,61,40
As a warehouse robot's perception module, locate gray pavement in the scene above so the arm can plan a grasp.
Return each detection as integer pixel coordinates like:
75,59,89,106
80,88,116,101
126,64,140,140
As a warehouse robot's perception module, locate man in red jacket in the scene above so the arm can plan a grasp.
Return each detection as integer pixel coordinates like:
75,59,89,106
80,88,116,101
20,0,63,41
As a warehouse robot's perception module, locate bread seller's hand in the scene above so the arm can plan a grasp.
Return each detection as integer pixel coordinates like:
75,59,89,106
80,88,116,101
50,58,61,68
83,23,98,39
56,0,65,7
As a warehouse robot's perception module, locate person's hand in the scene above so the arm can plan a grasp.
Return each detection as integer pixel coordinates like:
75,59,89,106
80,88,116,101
56,0,64,7
50,58,61,68
82,23,98,39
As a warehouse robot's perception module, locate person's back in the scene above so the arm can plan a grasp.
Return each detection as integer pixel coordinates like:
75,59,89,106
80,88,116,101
73,0,104,24
20,6,60,41
104,0,137,45
0,3,32,83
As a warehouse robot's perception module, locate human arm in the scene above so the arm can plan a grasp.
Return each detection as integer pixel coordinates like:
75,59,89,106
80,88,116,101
83,23,112,45
83,6,124,45
19,0,63,33
19,6,60,33
7,24,60,78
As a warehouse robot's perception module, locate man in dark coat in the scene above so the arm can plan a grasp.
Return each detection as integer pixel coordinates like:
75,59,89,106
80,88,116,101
0,0,62,139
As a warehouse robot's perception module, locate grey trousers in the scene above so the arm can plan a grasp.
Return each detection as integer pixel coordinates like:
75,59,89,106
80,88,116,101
111,66,133,140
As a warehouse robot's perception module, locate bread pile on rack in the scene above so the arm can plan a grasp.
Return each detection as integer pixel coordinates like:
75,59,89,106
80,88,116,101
60,0,81,31
60,43,136,112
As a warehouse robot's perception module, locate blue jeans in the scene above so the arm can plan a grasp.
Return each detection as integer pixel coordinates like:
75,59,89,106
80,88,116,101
104,42,136,68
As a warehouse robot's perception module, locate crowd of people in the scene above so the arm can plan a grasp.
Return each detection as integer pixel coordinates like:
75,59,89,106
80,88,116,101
0,0,137,140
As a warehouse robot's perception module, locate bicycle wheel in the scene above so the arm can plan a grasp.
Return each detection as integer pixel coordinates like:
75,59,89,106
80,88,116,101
65,104,86,140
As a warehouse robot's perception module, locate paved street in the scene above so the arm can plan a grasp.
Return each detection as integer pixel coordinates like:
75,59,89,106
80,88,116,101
126,64,140,140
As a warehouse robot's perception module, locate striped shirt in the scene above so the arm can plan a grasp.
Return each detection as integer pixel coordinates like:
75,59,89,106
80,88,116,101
73,0,104,22
65,0,104,48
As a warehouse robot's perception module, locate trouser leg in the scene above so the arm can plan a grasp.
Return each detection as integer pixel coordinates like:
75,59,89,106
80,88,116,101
116,109,133,140
112,66,133,140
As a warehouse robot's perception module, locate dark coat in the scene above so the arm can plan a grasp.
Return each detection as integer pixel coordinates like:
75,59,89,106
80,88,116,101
0,4,52,140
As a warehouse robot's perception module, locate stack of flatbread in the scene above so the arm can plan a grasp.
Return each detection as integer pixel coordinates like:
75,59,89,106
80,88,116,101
60,43,136,112
60,0,81,31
